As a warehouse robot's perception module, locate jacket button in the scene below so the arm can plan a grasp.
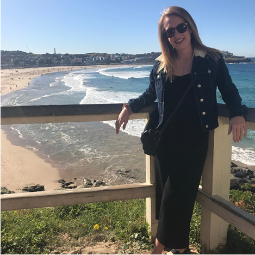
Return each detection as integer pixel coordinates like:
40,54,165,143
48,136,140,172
157,75,160,79
197,84,201,88
208,69,211,73
200,98,204,102
202,112,206,115
206,125,209,128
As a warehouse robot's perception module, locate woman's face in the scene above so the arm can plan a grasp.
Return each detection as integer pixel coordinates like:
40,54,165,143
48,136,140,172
163,15,192,52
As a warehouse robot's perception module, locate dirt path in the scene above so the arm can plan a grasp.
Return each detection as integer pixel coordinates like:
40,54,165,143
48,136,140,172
53,241,199,254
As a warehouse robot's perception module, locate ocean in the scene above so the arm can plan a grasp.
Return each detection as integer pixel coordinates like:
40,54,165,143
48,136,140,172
1,61,255,186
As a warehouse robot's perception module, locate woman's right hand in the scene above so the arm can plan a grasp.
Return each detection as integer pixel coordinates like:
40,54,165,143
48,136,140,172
115,108,129,134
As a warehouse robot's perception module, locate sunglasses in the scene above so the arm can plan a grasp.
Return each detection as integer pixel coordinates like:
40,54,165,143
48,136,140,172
165,22,188,38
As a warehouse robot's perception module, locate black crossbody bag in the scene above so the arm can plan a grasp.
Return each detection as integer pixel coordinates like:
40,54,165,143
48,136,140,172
140,81,193,156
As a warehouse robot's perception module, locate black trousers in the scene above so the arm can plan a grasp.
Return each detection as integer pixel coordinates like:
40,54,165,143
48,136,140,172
155,121,209,249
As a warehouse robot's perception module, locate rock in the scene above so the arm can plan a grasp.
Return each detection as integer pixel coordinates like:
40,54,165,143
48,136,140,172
231,162,238,167
93,180,106,187
65,182,74,186
231,167,247,174
234,171,245,178
58,179,66,184
22,184,44,192
247,170,254,178
64,184,77,189
1,187,15,194
61,182,73,187
116,169,134,179
230,179,241,190
61,182,75,188
83,184,93,188
84,178,93,186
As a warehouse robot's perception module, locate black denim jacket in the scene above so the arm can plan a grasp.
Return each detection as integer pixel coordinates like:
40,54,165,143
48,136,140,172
128,49,247,132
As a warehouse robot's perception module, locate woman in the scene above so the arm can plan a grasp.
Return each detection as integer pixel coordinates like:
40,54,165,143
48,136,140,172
115,6,247,254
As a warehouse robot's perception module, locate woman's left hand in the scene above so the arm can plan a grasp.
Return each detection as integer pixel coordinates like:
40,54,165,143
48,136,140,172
228,116,247,143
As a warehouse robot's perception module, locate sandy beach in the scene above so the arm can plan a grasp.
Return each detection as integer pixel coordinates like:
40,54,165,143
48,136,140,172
1,65,105,193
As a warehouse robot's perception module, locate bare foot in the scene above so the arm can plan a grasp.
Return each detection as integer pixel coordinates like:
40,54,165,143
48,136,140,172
151,238,165,254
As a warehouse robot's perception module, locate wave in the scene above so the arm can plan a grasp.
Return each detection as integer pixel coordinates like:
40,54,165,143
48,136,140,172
98,66,150,79
30,71,93,102
29,90,75,102
134,65,152,69
79,84,140,104
78,81,144,136
50,76,62,87
62,73,87,92
10,126,24,139
232,146,255,166
13,94,24,105
103,119,145,137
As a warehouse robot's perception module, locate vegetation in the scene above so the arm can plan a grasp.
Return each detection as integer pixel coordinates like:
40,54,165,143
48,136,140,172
1,187,254,254
218,185,255,254
1,199,152,254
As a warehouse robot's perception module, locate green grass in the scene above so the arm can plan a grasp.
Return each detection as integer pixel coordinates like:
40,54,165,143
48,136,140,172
1,199,152,254
1,189,255,254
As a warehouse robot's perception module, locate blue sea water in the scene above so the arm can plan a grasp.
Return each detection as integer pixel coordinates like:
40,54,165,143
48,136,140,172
1,62,255,185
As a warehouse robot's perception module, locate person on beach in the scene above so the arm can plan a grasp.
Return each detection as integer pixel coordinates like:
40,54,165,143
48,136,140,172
115,6,247,254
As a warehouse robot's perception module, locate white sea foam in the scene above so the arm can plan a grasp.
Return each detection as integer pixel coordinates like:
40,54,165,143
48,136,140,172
10,126,24,139
13,94,24,105
29,90,74,102
78,76,144,136
62,73,87,92
232,146,255,166
98,67,150,79
30,72,91,102
50,76,62,87
26,145,39,152
60,132,72,143
104,119,145,137
134,65,151,69
80,85,140,105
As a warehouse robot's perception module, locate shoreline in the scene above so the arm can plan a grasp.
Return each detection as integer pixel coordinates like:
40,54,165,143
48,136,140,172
1,65,122,193
1,65,125,97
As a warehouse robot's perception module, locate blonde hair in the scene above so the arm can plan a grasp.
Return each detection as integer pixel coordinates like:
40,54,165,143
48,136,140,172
158,6,221,81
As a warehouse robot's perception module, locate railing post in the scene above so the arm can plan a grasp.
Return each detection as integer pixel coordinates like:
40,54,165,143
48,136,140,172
200,116,232,253
145,115,158,243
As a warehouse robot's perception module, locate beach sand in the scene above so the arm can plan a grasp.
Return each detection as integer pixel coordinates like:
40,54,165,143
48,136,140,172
1,65,108,193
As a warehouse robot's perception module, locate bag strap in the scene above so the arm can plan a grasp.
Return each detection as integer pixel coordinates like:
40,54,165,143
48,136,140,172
158,81,193,139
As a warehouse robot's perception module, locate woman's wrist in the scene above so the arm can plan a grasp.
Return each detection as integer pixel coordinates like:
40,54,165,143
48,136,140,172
122,103,132,115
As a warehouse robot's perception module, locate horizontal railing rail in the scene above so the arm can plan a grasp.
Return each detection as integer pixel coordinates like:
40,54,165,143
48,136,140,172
1,103,254,129
1,103,254,119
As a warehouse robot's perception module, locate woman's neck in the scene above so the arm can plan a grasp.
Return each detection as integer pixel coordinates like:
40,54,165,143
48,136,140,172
176,45,194,61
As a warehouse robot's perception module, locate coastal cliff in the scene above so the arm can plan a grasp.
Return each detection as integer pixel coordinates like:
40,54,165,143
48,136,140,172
225,57,253,63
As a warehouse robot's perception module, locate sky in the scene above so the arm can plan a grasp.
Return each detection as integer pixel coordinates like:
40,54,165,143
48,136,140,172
1,0,255,57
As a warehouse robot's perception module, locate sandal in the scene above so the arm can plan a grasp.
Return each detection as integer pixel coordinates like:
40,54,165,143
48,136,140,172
168,247,190,254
